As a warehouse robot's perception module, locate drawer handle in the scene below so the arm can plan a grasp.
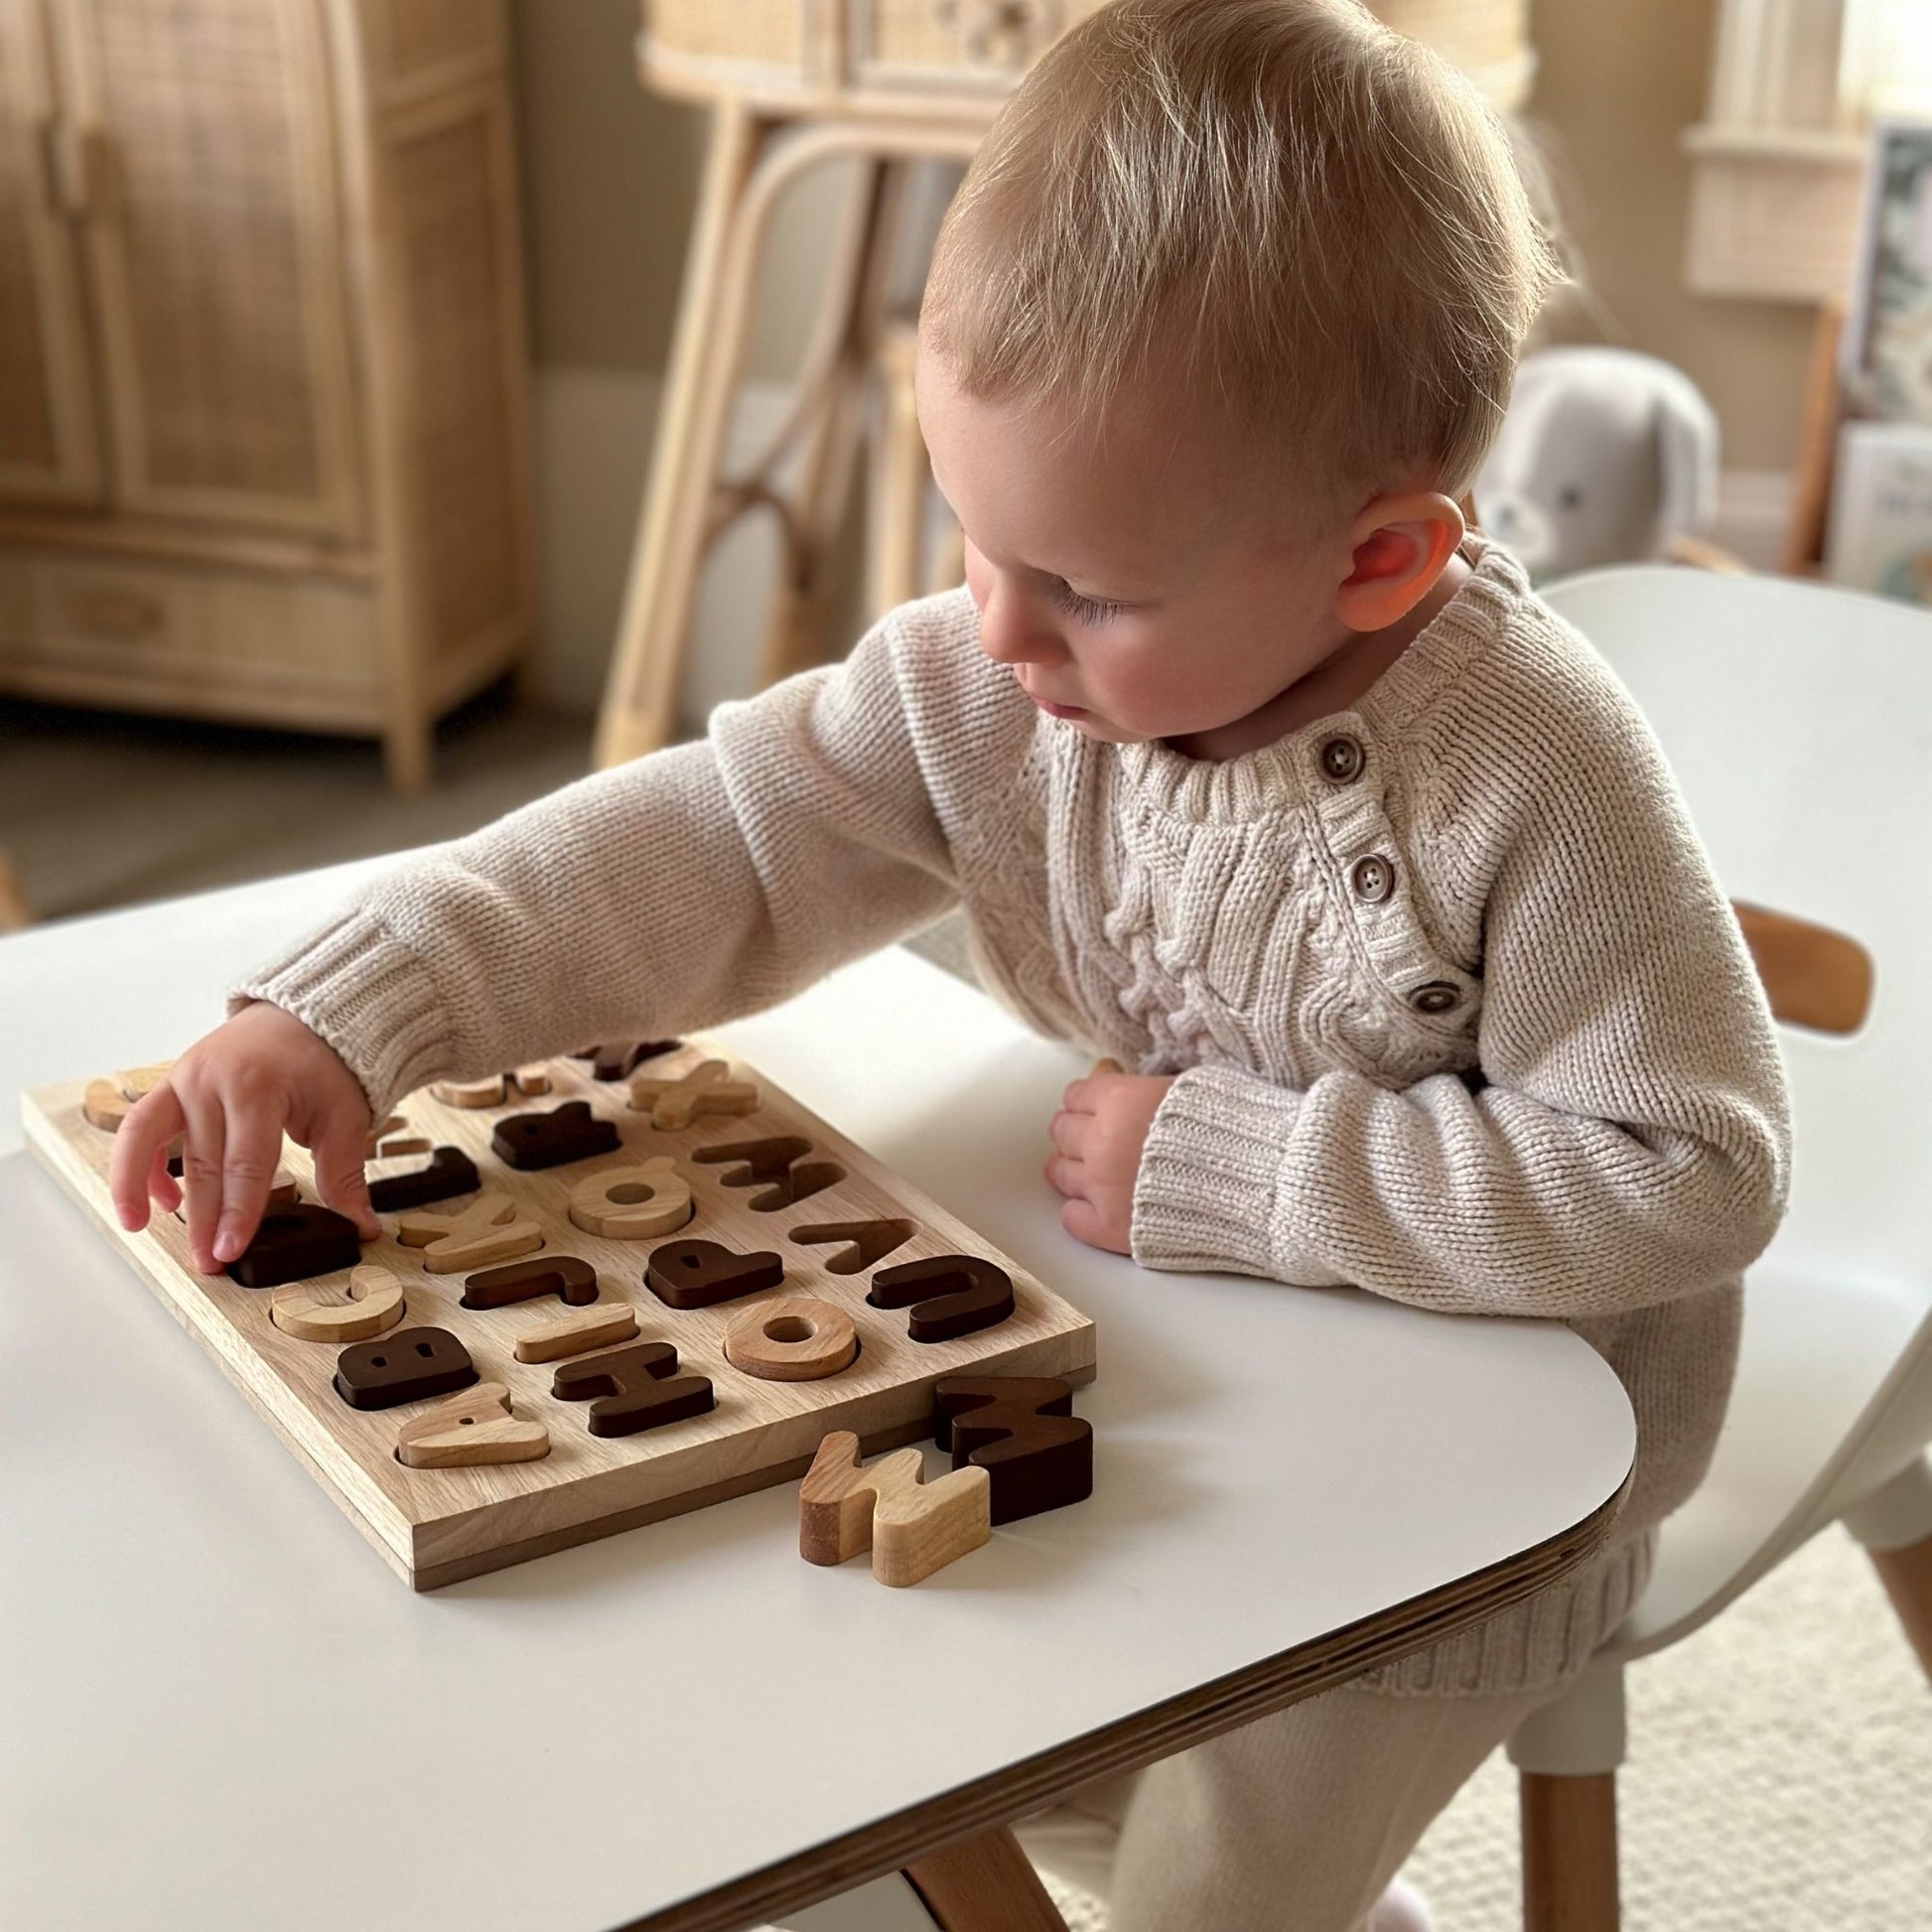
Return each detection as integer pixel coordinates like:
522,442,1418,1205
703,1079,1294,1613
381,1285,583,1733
65,588,166,639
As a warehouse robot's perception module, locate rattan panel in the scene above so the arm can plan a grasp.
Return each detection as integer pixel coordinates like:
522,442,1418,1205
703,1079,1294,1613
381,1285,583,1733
391,109,519,659
647,0,1528,102
646,0,806,72
87,0,326,502
856,0,1093,78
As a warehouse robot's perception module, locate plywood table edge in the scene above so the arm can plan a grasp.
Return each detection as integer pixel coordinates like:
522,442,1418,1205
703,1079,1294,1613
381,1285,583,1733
19,1089,420,1583
617,1474,1633,1932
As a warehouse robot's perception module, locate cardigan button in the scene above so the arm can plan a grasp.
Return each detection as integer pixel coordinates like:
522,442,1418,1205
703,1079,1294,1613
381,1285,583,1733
1350,854,1396,903
1318,735,1365,783
1409,981,1460,1015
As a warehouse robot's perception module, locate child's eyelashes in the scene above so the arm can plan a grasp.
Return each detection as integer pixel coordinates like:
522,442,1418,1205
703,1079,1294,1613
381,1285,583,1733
1044,578,1130,625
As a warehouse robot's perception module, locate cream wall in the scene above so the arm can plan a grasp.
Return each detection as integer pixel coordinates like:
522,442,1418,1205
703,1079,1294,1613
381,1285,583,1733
505,0,1825,706
1527,0,1818,472
508,0,853,384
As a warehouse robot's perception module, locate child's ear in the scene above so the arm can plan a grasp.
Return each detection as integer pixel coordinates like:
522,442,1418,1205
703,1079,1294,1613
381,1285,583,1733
1333,491,1466,632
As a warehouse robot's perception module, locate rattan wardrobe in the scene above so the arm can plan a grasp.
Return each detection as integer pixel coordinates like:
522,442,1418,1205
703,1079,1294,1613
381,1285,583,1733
0,0,533,790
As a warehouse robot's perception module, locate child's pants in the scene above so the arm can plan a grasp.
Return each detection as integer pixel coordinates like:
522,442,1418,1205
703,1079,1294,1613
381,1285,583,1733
1014,1673,1566,1932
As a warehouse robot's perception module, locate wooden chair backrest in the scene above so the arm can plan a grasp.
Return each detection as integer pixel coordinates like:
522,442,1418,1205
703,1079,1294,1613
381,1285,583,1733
1731,901,1872,1035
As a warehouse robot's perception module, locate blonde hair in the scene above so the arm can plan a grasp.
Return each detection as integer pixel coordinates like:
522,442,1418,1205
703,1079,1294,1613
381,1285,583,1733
921,0,1564,513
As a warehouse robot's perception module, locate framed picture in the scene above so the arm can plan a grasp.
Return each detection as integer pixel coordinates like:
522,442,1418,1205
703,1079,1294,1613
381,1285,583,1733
1842,119,1932,425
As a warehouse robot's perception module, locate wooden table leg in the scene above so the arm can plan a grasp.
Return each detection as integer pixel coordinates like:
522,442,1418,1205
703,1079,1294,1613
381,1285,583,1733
902,1826,1068,1931
1520,1770,1620,1932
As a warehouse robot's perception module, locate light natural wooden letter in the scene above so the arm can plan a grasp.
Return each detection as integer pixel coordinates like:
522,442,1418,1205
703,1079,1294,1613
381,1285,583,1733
798,1431,990,1587
394,1191,543,1273
568,1157,693,1239
627,1058,759,1130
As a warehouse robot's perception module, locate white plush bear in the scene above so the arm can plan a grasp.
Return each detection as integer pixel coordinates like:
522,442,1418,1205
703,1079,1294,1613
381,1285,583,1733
1474,346,1721,582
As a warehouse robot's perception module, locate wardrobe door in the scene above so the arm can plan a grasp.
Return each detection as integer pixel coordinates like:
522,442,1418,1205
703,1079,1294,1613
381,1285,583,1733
0,0,102,505
52,0,362,536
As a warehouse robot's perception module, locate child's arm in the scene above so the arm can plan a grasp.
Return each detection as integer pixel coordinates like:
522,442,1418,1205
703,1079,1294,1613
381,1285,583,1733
111,600,991,1271
1123,730,1792,1316
230,607,969,1122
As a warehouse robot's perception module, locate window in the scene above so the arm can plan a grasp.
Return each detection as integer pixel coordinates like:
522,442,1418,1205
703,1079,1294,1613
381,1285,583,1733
1842,0,1932,117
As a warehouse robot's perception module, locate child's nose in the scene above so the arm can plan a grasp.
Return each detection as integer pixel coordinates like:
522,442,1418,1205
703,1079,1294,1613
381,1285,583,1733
975,580,1061,667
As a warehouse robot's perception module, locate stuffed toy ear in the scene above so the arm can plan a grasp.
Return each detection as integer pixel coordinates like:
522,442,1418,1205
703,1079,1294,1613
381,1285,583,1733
1651,375,1722,549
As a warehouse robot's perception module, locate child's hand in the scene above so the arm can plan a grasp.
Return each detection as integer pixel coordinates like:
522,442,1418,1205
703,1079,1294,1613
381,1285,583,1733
1044,1064,1174,1254
108,1002,380,1277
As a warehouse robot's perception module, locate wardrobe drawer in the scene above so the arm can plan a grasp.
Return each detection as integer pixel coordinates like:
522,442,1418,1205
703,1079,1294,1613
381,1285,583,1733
0,548,380,717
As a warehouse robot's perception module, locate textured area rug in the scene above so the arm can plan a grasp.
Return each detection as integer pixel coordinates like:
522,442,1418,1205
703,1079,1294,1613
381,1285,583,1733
1040,1525,1930,1930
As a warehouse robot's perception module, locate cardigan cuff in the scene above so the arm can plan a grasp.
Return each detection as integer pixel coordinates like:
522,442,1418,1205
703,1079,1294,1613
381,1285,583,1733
227,906,453,1123
1131,1062,1305,1277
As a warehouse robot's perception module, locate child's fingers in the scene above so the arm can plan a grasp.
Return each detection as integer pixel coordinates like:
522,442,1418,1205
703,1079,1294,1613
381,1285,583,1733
174,1086,227,1274
1047,1108,1092,1159
1058,1194,1114,1251
309,1116,379,1241
146,1139,182,1215
109,1082,186,1230
1043,1151,1086,1198
210,1100,289,1266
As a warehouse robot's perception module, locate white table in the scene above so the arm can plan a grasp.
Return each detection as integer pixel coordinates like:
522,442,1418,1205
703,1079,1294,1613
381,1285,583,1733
0,860,1635,1931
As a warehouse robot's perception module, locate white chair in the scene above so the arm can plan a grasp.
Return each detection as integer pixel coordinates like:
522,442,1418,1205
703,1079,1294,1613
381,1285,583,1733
1508,563,1932,1931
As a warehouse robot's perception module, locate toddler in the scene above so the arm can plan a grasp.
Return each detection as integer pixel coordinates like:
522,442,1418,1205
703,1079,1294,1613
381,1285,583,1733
109,2,1790,1926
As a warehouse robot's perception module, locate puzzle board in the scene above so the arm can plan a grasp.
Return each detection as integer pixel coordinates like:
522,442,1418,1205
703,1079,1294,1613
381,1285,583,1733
21,1039,1097,1588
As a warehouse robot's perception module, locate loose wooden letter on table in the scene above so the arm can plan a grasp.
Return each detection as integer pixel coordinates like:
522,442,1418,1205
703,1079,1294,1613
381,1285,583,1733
933,1376,1094,1525
798,1431,991,1587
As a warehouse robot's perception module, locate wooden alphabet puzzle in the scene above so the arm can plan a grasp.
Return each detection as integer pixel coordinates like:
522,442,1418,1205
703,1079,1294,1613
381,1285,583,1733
21,1038,1096,1587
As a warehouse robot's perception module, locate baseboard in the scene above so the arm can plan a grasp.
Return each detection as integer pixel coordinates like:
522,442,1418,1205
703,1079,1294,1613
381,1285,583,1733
1711,469,1793,573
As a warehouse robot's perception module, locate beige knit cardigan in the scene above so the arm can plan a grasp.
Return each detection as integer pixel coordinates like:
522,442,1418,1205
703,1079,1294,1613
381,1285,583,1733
234,535,1791,1696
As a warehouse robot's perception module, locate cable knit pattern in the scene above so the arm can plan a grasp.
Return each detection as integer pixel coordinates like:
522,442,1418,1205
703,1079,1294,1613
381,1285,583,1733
231,534,1790,1697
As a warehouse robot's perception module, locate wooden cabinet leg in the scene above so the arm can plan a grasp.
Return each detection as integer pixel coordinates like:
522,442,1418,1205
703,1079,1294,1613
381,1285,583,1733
381,712,433,794
1867,1532,1932,1682
0,852,32,931
902,1826,1067,1931
1520,1770,1619,1932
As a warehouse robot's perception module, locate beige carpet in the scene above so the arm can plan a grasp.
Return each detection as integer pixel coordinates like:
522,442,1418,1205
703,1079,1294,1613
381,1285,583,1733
9,695,1928,1929
1035,1526,1930,1932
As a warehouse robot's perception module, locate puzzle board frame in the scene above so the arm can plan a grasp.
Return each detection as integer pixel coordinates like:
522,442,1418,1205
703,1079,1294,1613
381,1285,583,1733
21,1039,1097,1589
